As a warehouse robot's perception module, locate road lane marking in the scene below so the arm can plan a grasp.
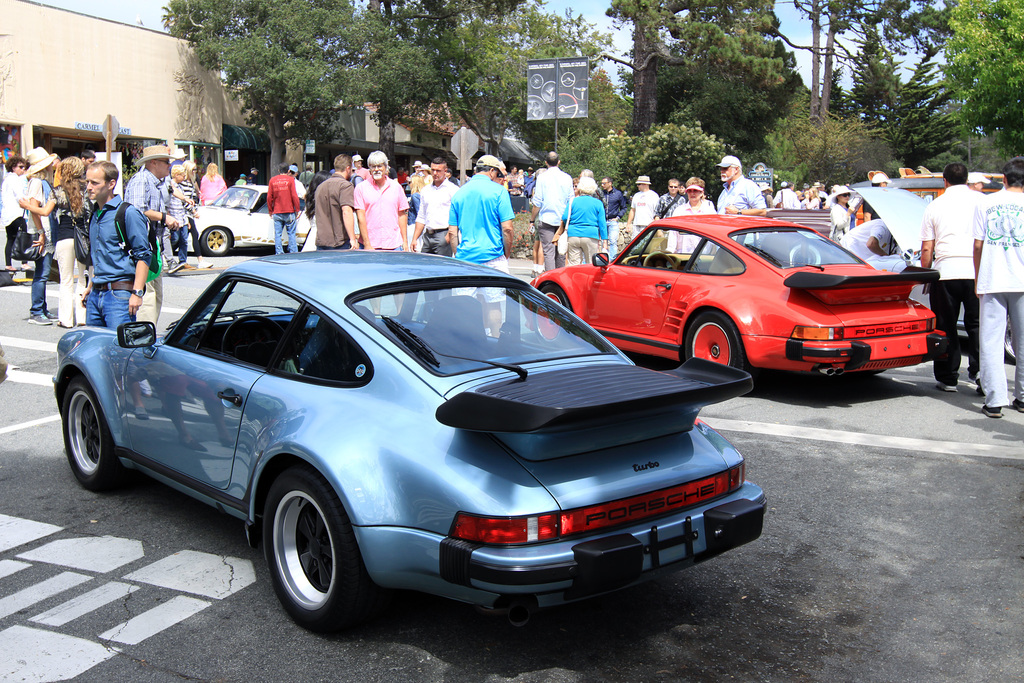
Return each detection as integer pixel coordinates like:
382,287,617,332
4,368,53,386
31,581,141,627
0,415,61,436
0,571,92,619
99,595,210,645
124,550,256,599
0,559,31,580
0,625,117,682
18,536,145,573
0,514,62,553
0,336,58,353
706,418,1024,461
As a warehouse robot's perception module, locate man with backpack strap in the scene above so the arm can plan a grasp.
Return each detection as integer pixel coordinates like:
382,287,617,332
125,145,179,326
82,161,151,328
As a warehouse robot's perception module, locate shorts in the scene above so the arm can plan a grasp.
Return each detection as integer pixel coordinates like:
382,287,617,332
454,256,509,303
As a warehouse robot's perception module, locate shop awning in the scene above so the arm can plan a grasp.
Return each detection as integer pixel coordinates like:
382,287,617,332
222,124,270,151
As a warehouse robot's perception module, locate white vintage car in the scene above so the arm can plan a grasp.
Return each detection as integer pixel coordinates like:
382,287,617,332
195,185,310,256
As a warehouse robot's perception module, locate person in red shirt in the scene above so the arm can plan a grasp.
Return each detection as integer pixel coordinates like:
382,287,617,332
267,163,301,254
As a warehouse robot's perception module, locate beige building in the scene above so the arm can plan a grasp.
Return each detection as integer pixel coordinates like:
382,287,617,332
0,0,262,179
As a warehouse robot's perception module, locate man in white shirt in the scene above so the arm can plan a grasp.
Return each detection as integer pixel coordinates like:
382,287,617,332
840,219,904,271
972,156,1024,417
288,164,306,199
412,157,459,256
773,181,801,209
624,175,659,236
529,151,574,271
920,163,984,392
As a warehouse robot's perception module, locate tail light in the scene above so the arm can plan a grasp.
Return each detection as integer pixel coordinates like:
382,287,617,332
791,325,844,340
450,463,746,545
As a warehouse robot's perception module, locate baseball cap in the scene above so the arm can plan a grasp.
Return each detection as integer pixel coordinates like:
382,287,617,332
717,155,741,168
477,154,506,173
289,164,299,173
781,181,789,188
870,172,890,184
967,172,987,185
352,154,363,162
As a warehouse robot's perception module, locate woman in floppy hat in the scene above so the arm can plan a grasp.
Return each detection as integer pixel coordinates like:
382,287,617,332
20,147,60,324
828,185,858,242
20,156,91,327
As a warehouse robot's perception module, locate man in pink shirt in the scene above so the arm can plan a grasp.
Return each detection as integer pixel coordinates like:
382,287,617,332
354,151,409,250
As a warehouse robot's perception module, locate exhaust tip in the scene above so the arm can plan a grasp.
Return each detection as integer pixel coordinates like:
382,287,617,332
508,603,531,627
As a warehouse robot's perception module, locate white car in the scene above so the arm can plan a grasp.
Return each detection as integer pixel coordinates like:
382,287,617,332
195,185,310,256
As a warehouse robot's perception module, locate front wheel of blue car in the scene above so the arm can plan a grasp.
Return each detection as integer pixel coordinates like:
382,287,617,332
264,465,389,632
62,377,125,491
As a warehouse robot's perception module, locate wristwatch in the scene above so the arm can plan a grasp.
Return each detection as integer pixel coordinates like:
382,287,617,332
132,289,145,298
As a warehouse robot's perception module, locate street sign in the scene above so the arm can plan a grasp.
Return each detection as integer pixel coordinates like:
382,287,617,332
749,162,773,186
451,127,479,183
526,58,590,121
101,116,120,144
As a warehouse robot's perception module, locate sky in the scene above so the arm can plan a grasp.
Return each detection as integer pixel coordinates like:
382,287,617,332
36,0,819,87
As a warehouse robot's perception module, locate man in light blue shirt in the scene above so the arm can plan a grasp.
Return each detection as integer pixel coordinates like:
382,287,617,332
716,155,768,216
529,151,574,271
448,155,515,267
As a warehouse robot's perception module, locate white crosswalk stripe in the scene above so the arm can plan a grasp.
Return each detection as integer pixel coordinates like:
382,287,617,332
31,581,141,627
0,571,92,619
99,595,211,645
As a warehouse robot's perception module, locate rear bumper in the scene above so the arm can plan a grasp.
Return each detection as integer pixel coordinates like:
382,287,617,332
783,332,947,371
438,485,765,602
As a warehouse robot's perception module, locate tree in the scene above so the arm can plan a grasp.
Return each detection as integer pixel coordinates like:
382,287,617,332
883,58,956,170
848,28,901,124
165,0,355,171
947,0,1024,155
605,0,783,135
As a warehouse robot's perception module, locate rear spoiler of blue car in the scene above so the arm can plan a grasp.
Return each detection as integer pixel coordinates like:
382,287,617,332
436,358,752,435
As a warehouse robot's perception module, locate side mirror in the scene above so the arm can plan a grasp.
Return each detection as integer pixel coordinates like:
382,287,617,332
592,253,610,268
117,321,157,348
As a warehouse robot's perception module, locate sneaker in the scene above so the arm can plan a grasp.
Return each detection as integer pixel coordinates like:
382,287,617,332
981,405,1002,418
1012,399,1024,413
976,383,985,396
133,404,149,420
180,264,196,270
197,262,212,269
44,311,59,320
936,382,957,393
28,314,52,325
168,260,187,274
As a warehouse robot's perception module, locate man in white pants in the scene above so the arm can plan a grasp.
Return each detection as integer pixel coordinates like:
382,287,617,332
972,156,1024,418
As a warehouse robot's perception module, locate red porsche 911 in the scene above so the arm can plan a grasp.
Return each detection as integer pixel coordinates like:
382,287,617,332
533,216,947,377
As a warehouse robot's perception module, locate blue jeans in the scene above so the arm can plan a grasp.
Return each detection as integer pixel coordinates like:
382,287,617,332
273,212,298,254
86,289,134,329
30,252,52,316
606,219,620,260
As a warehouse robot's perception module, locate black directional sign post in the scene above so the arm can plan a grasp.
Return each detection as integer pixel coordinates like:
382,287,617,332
527,57,590,152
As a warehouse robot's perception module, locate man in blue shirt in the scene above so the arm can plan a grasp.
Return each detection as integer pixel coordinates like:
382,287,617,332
448,154,515,268
716,155,768,216
82,161,152,328
599,177,627,260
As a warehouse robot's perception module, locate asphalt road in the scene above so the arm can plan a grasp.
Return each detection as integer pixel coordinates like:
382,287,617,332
1,252,1022,682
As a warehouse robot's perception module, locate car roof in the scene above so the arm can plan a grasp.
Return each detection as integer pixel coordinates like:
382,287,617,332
226,251,521,310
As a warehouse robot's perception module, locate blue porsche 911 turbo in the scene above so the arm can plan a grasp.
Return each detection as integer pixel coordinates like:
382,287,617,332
55,251,765,631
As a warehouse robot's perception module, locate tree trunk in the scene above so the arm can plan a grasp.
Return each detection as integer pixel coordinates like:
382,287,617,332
267,109,288,175
630,25,659,135
379,119,396,164
821,25,836,116
810,1,821,121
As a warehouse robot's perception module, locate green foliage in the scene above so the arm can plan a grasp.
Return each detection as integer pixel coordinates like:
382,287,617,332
165,0,354,169
766,101,895,188
947,0,1024,155
556,123,725,192
849,29,901,122
883,59,957,170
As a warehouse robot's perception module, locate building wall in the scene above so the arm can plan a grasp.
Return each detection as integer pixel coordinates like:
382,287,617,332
0,0,242,155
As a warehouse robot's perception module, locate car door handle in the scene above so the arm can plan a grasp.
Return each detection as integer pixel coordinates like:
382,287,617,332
217,390,243,406
656,282,672,290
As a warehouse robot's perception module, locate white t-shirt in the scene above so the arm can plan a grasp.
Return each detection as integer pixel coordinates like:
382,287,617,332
919,184,982,280
630,189,659,226
972,189,1024,294
671,199,716,217
841,219,896,262
293,177,306,199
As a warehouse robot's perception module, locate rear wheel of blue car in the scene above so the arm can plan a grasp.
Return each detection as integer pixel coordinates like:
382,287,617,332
264,465,389,631
61,377,125,491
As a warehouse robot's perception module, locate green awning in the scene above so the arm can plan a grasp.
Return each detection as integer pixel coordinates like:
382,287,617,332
222,124,270,151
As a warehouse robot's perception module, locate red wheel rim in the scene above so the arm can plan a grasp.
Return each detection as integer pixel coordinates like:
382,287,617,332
692,323,731,364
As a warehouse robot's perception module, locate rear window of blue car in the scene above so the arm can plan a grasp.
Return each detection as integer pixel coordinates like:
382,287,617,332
352,283,616,375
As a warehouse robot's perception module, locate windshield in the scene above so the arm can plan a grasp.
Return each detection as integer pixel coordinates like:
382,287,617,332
353,283,617,375
731,229,861,268
211,186,259,210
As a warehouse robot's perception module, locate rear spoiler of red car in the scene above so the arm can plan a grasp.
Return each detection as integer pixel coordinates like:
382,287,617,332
784,266,939,305
436,358,752,459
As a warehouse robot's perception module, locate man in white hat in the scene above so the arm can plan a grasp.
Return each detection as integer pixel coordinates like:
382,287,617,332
624,175,659,239
773,181,801,210
529,151,574,271
352,154,370,183
125,144,181,326
717,155,767,216
862,171,891,221
967,172,988,193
